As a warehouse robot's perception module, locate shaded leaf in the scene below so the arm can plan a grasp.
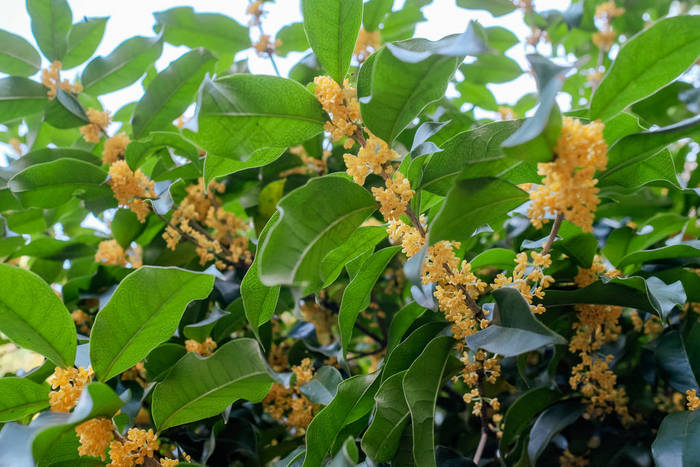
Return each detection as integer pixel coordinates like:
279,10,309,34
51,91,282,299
0,29,42,76
361,371,410,462
527,401,584,465
300,366,343,405
652,410,700,467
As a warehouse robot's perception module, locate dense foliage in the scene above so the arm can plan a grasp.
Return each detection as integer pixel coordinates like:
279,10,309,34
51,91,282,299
0,0,698,465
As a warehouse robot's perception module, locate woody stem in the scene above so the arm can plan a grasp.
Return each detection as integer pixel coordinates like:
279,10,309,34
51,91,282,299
542,211,564,257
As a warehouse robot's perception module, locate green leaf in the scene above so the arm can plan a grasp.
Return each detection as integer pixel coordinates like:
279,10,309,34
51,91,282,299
183,307,230,342
26,0,72,61
152,338,273,430
276,23,310,57
617,242,700,269
363,0,393,32
301,0,363,83
655,330,699,393
132,48,216,138
44,88,89,129
0,77,49,124
111,208,144,249
609,276,686,319
203,148,286,185
590,15,700,121
499,387,561,455
328,436,359,467
652,410,700,467
466,288,566,357
383,321,448,382
258,175,376,291
470,248,517,272
144,343,186,382
527,401,584,465
359,25,485,143
501,54,568,162
125,131,199,169
552,233,598,268
8,158,110,209
320,225,387,287
456,0,516,16
385,302,427,354
485,26,519,53
0,264,76,367
154,7,249,56
430,177,527,245
242,212,281,337
339,246,400,356
361,371,410,462
303,373,379,467
62,17,107,69
195,74,325,159
0,29,42,76
420,121,527,195
90,266,214,382
82,35,164,95
461,54,522,85
9,148,100,172
300,366,343,405
0,377,49,422
403,335,454,467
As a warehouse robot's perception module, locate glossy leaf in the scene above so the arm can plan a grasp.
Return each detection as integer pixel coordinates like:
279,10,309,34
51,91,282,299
429,177,527,245
90,266,214,381
617,242,700,269
301,0,363,83
655,331,699,393
0,29,42,76
361,371,409,462
258,175,376,291
154,7,249,56
132,48,216,138
195,74,325,159
527,401,584,465
590,15,700,121
0,264,76,367
499,386,561,454
8,158,110,209
0,377,50,422
152,338,273,430
82,35,163,95
62,17,107,69
652,410,700,467
320,225,387,287
204,148,286,184
27,0,72,61
466,288,566,357
0,77,49,123
404,336,454,467
339,246,400,356
300,366,343,405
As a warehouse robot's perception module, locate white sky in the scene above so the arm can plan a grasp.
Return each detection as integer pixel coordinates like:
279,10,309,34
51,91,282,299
0,0,571,115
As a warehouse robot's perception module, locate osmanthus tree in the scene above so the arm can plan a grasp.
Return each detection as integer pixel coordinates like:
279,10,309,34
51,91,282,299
0,0,698,465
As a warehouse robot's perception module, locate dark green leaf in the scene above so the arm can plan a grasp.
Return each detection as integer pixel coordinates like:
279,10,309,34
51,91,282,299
144,343,186,382
154,7,249,56
62,17,107,69
499,386,561,453
0,264,76,367
485,26,519,53
590,15,700,121
132,48,216,138
195,74,325,159
0,77,49,124
652,410,700,467
383,321,448,383
300,366,343,405
617,242,700,269
90,266,214,381
470,248,517,272
361,371,410,462
9,148,100,172
301,0,363,83
152,338,274,430
0,29,42,76
320,225,387,287
111,209,144,249
430,177,527,245
466,288,566,357
258,175,376,291
203,148,285,185
527,401,584,465
27,0,72,61
655,330,699,393
82,35,164,95
339,246,400,356
0,377,49,422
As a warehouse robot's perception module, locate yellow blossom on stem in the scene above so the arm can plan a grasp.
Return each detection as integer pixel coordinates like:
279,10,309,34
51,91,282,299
263,358,319,434
72,309,92,334
103,132,130,165
372,171,414,221
314,76,361,148
95,240,127,266
107,428,159,467
527,117,608,232
185,337,217,356
687,389,700,411
108,161,156,223
343,134,397,185
76,417,114,460
80,108,111,143
41,61,62,99
48,366,94,412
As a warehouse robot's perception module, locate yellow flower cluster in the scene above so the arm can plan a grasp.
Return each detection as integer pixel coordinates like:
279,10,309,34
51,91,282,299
654,390,685,413
162,178,251,269
108,428,160,467
314,76,361,148
560,449,589,467
108,161,156,223
569,260,631,424
76,417,114,460
262,358,319,434
527,117,608,232
301,302,334,346
80,108,111,144
268,342,290,372
593,2,625,51
185,337,218,356
461,350,501,388
253,34,281,56
354,28,380,63
95,240,143,268
247,0,264,25
41,61,83,99
122,361,148,386
48,366,94,412
492,251,554,314
344,134,396,185
687,389,700,411
371,172,414,221
103,133,131,165
72,309,91,335
280,145,329,177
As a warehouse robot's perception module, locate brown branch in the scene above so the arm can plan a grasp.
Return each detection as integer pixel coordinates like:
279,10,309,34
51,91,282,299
542,211,564,257
354,321,385,346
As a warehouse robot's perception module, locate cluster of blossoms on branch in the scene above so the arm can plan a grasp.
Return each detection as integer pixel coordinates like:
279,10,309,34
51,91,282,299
40,60,82,99
263,358,319,434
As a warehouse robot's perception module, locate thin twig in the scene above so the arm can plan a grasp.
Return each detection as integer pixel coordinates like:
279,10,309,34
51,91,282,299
354,321,385,346
542,212,564,257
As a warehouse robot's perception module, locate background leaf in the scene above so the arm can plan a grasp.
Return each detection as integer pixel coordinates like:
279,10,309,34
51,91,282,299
0,29,42,76
26,0,72,61
0,377,50,422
